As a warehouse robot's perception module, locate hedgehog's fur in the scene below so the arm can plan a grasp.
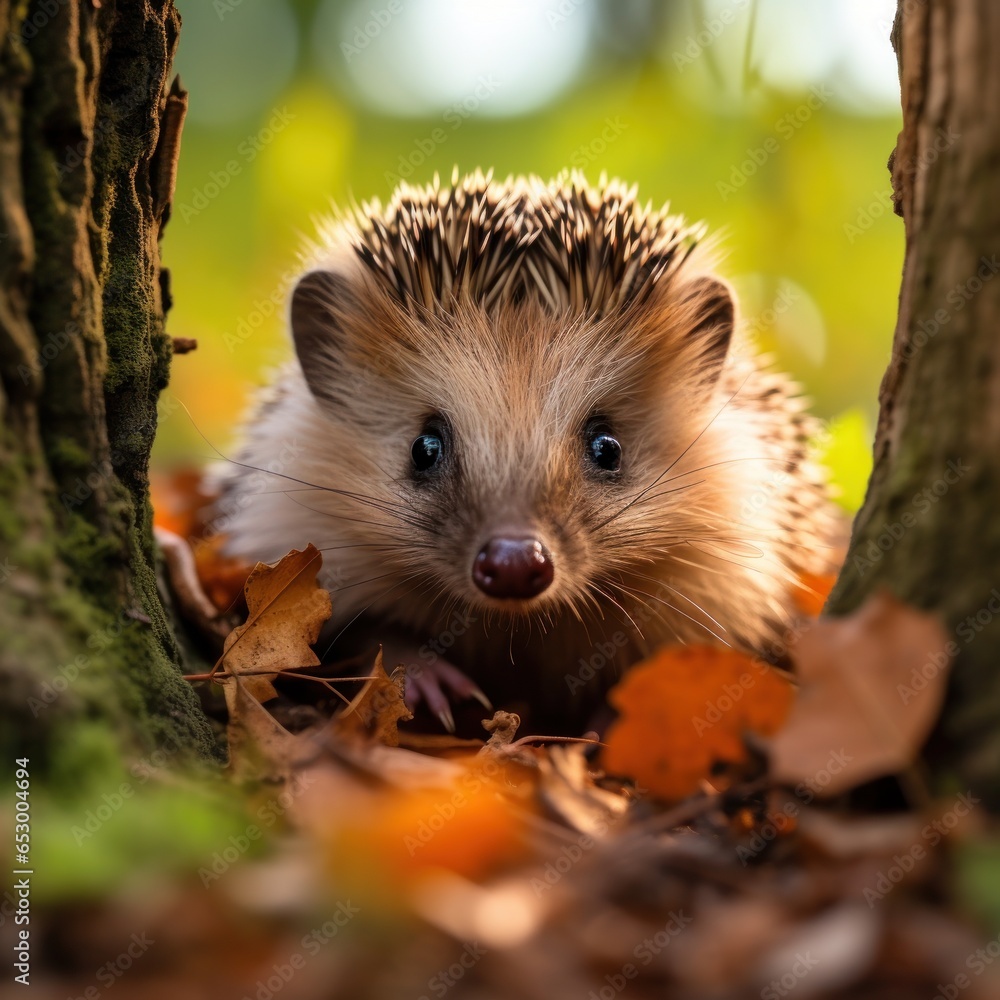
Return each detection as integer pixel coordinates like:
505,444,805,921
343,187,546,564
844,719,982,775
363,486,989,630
218,170,839,730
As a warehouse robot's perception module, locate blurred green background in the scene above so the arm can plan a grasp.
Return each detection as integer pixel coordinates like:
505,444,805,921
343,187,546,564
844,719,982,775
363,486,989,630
158,0,904,511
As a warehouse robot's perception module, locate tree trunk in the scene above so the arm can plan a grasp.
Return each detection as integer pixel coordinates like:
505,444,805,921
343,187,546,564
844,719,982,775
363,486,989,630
829,1,1000,802
0,0,216,774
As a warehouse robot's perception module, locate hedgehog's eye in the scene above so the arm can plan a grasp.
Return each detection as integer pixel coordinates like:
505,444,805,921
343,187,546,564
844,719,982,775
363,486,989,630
586,423,622,473
411,433,443,472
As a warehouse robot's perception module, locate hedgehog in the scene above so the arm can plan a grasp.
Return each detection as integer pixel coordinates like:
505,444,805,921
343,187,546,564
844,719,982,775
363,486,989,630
216,169,839,733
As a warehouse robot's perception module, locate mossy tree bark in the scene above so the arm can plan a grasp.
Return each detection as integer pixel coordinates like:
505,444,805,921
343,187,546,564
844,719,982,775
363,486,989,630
0,0,216,774
829,2,1000,802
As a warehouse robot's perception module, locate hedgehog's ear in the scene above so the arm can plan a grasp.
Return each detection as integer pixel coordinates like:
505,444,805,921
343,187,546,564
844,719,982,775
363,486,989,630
289,269,359,407
672,275,735,385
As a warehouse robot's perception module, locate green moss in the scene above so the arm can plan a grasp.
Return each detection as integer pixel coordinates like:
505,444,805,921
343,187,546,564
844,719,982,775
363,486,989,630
33,765,250,903
46,435,93,474
0,0,223,799
54,512,122,589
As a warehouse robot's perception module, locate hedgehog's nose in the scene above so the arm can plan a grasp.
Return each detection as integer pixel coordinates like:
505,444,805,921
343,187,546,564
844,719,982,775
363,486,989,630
473,537,554,600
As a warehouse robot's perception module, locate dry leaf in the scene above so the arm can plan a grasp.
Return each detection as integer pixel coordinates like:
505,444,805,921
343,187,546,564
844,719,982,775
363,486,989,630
221,544,332,703
536,745,628,837
326,770,528,887
194,533,254,612
769,590,951,796
602,645,793,802
223,675,315,781
330,650,413,747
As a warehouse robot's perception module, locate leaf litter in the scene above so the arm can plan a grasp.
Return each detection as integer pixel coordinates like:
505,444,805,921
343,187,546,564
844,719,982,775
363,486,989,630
36,526,1000,999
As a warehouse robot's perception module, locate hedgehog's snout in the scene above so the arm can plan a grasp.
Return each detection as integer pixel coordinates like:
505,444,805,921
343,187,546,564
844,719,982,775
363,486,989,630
472,535,554,600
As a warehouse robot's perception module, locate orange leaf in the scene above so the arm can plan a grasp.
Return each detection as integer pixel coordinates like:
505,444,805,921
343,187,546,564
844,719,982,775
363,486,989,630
602,645,793,802
150,467,214,540
793,571,837,617
193,534,253,613
327,768,527,893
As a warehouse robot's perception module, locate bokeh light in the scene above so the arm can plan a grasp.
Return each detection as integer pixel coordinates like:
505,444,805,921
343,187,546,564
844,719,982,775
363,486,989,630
163,0,904,507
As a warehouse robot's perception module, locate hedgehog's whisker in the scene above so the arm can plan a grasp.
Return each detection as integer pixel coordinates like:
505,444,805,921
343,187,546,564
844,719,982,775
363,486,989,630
594,374,751,531
598,580,682,646
192,430,433,530
623,455,783,510
320,571,424,661
589,582,645,641
623,569,727,633
278,487,437,535
606,578,731,647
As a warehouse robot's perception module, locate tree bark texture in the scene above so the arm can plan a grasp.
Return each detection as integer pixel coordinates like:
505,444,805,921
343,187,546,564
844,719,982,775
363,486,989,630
0,0,216,772
830,1,1000,802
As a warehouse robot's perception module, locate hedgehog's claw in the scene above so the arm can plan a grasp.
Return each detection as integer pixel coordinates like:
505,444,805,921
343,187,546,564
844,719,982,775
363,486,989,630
403,656,492,732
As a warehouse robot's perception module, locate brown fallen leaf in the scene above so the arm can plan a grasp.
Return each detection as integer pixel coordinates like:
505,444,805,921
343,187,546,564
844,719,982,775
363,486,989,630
223,674,317,781
221,544,332,703
536,745,628,837
330,649,413,747
769,590,951,797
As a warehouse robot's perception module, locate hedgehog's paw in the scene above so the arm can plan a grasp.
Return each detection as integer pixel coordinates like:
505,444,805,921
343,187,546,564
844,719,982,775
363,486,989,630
402,656,492,733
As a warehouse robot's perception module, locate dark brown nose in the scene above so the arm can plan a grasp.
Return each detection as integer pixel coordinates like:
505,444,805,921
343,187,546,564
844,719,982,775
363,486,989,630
472,537,554,599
